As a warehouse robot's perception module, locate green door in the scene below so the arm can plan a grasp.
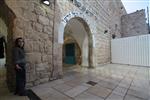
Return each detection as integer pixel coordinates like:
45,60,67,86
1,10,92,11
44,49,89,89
65,43,76,64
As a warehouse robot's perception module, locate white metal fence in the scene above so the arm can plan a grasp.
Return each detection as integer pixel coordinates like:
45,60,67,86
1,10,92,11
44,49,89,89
111,34,150,67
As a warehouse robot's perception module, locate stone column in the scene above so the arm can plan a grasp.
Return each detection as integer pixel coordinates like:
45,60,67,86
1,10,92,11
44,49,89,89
0,0,16,92
51,0,63,79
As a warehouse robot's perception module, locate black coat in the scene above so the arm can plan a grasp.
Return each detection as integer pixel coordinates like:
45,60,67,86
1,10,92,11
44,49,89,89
13,47,26,68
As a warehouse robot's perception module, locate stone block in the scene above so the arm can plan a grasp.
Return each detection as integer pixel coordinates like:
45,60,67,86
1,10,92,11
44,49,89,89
23,10,37,21
14,18,25,29
39,78,49,83
43,26,53,34
47,10,54,20
24,40,33,52
26,72,36,83
34,5,46,16
41,55,48,62
36,63,48,71
39,34,49,40
32,22,43,32
47,55,52,64
24,21,34,36
31,42,39,52
13,27,24,38
38,15,49,25
26,53,42,64
26,82,34,88
33,80,40,86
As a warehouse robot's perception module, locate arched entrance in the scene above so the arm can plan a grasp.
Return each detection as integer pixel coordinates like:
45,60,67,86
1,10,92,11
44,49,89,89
0,0,16,91
62,17,94,70
63,34,82,66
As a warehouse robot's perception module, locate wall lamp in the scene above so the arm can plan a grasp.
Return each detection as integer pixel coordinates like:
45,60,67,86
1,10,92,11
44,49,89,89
112,34,116,39
41,0,50,6
104,30,108,34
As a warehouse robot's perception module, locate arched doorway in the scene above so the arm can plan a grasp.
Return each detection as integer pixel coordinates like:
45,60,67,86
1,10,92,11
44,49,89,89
0,18,7,67
63,34,82,67
62,17,93,70
0,0,16,91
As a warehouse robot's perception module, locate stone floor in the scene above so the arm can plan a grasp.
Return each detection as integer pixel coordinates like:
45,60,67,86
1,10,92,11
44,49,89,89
31,64,150,100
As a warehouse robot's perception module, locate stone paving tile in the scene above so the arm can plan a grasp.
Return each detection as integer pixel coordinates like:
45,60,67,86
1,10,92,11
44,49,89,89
98,80,117,90
32,79,64,91
64,85,89,97
87,85,112,99
118,81,131,89
124,95,145,100
106,93,124,100
1,95,29,100
129,85,149,93
52,83,73,93
122,78,133,83
131,83,149,90
99,77,120,85
40,88,72,100
32,87,55,97
127,89,149,100
112,86,128,97
65,79,84,87
48,79,65,87
62,75,76,82
74,92,104,100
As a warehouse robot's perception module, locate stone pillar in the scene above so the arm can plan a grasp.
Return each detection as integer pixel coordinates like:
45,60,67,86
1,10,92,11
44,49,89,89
88,35,94,68
0,0,16,92
4,0,58,90
51,0,63,79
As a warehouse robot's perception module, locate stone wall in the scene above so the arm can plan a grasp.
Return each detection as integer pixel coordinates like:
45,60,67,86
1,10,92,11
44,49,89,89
56,0,126,66
0,18,7,37
91,0,126,65
121,9,149,37
4,0,59,89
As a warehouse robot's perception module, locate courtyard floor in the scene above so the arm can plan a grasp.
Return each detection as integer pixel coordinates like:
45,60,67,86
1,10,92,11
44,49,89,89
31,64,150,100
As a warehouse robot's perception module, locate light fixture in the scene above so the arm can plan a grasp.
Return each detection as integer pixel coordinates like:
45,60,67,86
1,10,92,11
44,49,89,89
112,34,116,39
42,0,50,6
104,30,108,34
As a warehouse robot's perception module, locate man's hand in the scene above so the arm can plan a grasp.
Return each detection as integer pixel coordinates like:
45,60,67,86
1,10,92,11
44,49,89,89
16,64,22,70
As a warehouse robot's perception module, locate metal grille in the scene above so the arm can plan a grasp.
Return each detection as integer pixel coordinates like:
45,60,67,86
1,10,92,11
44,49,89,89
86,81,97,86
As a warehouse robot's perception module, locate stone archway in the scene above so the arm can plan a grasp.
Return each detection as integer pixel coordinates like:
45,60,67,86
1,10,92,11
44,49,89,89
0,0,16,91
58,15,94,68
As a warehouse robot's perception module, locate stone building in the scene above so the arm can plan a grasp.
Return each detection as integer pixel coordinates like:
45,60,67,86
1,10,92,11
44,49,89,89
0,0,148,91
121,9,149,37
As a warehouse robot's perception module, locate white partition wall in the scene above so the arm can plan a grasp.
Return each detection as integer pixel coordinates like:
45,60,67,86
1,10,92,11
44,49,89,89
111,35,150,67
